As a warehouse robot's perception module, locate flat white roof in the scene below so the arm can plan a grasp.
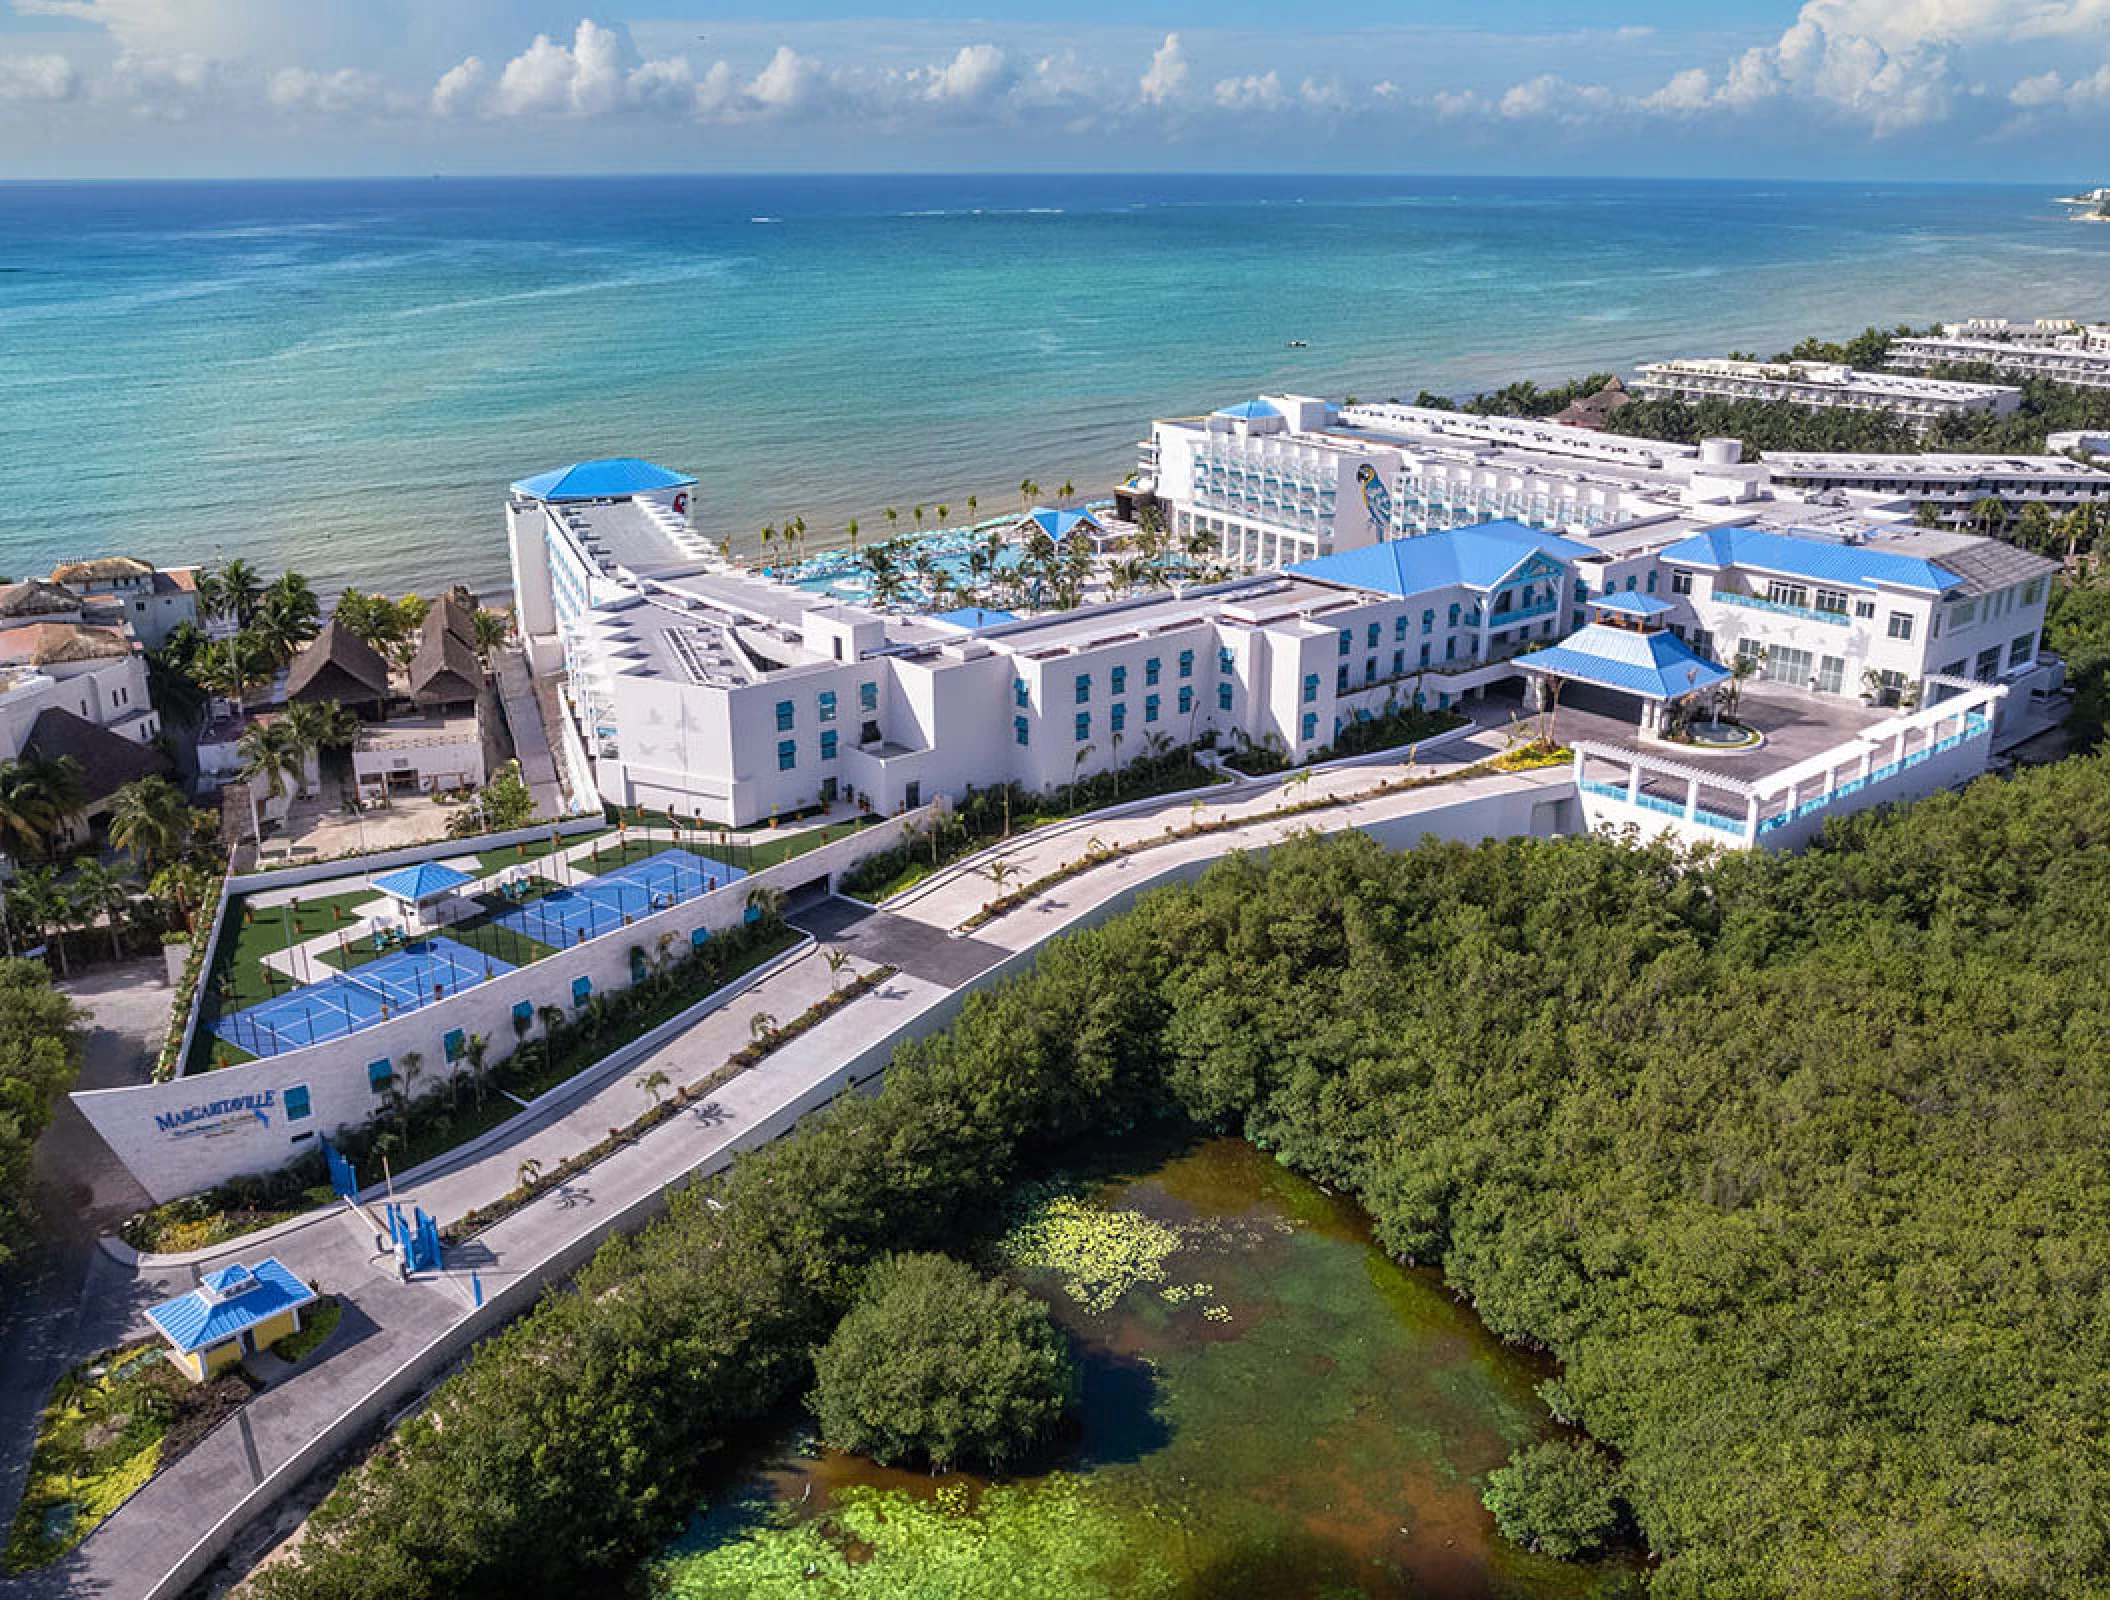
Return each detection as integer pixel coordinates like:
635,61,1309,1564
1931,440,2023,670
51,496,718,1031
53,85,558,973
1637,359,2018,403
1765,452,2110,482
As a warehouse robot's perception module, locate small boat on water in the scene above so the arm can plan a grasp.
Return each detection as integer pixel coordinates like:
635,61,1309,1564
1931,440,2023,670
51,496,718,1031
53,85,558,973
1285,339,1309,348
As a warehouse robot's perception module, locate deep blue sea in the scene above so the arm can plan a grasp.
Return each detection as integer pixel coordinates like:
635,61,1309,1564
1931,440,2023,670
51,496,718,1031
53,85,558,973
0,174,2100,599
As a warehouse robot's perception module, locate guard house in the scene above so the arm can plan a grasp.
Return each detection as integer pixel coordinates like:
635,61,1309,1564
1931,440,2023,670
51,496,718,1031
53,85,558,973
1517,592,1730,736
369,861,474,932
145,1259,317,1382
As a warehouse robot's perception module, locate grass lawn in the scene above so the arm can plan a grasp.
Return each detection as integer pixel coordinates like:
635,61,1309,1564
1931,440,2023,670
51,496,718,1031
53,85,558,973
471,829,609,877
4,1343,257,1573
190,888,382,1074
270,1298,342,1364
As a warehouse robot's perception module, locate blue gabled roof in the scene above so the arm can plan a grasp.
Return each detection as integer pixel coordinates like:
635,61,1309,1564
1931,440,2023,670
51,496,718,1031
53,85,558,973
1589,591,1676,618
147,1257,315,1354
1520,623,1730,701
1214,399,1280,420
1290,521,1593,597
511,459,697,503
1660,526,1960,594
371,861,474,901
1026,508,1105,543
929,607,1018,630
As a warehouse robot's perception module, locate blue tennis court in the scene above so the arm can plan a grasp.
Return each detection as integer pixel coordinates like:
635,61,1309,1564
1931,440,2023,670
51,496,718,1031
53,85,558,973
214,936,517,1059
492,847,744,948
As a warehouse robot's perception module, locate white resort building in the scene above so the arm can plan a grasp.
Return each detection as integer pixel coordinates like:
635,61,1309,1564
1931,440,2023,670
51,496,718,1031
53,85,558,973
1631,358,2021,432
1761,451,2110,526
1887,328,2110,393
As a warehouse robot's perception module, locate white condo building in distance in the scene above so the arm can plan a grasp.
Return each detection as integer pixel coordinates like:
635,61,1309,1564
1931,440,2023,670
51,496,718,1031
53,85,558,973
1762,451,2110,525
1887,330,2110,392
1631,358,2022,431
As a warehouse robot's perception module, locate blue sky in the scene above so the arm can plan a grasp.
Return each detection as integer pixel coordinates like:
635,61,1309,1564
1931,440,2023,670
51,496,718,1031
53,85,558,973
2,1,2106,179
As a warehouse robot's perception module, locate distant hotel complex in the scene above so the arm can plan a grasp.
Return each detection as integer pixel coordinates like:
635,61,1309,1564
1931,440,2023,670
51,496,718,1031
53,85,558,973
1632,358,2022,432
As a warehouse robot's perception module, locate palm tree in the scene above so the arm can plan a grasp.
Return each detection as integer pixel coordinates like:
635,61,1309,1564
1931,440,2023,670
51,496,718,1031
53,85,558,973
984,860,1018,897
744,883,786,926
238,719,305,811
967,494,979,518
108,775,193,870
1058,479,1075,506
144,641,209,729
636,1068,670,1107
748,1011,778,1047
516,1157,542,1193
198,558,264,628
464,1031,491,1109
68,858,133,963
913,505,925,529
1019,478,1041,513
148,860,212,932
0,753,85,861
846,517,860,552
470,609,509,664
196,634,271,719
823,947,851,991
884,506,900,533
6,865,72,976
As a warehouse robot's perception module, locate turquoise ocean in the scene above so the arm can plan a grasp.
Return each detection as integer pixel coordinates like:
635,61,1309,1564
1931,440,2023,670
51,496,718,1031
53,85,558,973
0,174,2101,599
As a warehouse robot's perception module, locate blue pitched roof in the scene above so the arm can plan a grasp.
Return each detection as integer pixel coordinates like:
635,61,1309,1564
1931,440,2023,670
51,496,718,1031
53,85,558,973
1290,522,1593,597
1026,508,1104,543
147,1257,315,1354
511,459,696,503
1214,399,1280,419
371,861,474,901
1660,526,1960,594
1589,591,1676,618
929,607,1018,630
1520,623,1730,701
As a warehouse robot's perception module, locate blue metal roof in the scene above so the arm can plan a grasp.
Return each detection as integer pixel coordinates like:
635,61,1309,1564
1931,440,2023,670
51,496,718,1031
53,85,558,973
1290,521,1594,597
511,459,697,503
147,1257,316,1354
1589,591,1676,618
1026,508,1104,543
1213,399,1281,419
371,861,474,901
1660,526,1960,594
929,607,1018,630
1519,623,1730,701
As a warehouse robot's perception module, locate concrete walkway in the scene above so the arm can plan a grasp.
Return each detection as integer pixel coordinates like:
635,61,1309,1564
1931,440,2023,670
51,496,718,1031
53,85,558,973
17,740,1564,1600
494,645,563,819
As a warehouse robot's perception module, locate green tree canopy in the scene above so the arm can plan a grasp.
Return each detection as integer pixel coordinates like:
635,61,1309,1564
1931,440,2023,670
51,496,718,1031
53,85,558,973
1482,1438,1627,1560
810,1253,1076,1473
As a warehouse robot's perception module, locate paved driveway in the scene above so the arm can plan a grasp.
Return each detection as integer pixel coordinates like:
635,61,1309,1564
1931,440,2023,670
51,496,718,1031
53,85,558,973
790,896,1011,987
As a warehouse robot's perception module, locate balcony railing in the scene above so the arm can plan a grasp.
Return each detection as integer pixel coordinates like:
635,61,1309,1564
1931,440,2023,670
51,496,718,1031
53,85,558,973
1711,590,1852,626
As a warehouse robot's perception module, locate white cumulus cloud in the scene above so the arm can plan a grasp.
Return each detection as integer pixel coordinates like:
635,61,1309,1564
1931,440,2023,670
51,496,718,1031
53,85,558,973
1213,71,1285,111
267,65,383,114
1139,32,1186,106
927,43,1012,103
430,55,485,118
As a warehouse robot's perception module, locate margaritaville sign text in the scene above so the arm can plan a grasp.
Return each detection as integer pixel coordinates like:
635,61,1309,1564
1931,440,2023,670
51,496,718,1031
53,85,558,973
156,1090,275,1139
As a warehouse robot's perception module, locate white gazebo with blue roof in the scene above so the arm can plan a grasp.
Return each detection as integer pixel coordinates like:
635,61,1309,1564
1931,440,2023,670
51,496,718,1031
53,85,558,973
146,1258,318,1382
1015,506,1113,553
1517,592,1731,736
369,860,475,931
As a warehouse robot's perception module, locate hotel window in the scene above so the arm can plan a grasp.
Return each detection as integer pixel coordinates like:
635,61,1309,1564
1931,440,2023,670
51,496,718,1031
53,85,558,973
1975,647,2002,679
775,700,795,731
284,1085,312,1122
777,739,797,771
861,719,880,746
1014,716,1030,747
1949,597,1977,627
1222,647,1238,672
820,730,838,761
1336,665,1348,693
1073,673,1093,705
1075,711,1091,741
1939,659,1966,678
1366,622,1380,648
1886,612,1914,641
1419,643,1431,667
1217,683,1234,712
1445,638,1457,662
1766,645,1813,686
1854,599,1876,619
445,1029,467,1062
1670,570,1692,596
1625,575,1638,591
1111,703,1127,733
1816,655,1846,695
1111,665,1127,695
1392,649,1405,676
1302,673,1319,705
1364,660,1378,684
1178,649,1194,679
1447,603,1460,627
1337,631,1351,657
1015,678,1030,709
2023,578,2046,605
368,1059,393,1091
1301,712,1318,742
2011,633,2036,668
1145,656,1162,686
1767,580,1809,610
818,690,837,721
1422,609,1434,634
860,681,878,711
1393,616,1408,642
1145,694,1161,723
1814,588,1849,616
1178,687,1194,715
1645,571,1659,594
